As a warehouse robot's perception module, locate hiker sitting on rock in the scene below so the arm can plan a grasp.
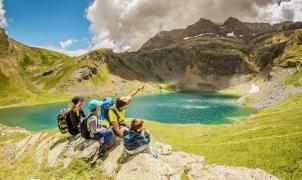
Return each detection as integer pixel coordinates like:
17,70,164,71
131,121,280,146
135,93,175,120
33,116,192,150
86,100,114,148
68,96,86,135
106,84,145,138
123,119,151,155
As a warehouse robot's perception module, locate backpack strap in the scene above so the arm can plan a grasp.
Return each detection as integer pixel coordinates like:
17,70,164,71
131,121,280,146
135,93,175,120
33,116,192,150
110,107,120,120
84,113,97,127
106,107,120,126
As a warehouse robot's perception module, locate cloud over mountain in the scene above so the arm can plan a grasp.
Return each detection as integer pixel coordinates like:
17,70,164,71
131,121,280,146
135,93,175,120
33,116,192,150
86,0,301,51
0,0,7,28
60,39,78,49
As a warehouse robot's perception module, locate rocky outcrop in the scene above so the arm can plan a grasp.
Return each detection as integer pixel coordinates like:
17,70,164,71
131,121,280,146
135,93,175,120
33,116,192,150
5,131,280,180
242,67,302,109
140,29,184,50
74,65,98,81
183,18,225,38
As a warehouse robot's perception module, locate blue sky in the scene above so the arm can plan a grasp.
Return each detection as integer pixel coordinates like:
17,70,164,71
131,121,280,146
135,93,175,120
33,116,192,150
0,0,300,55
5,0,92,53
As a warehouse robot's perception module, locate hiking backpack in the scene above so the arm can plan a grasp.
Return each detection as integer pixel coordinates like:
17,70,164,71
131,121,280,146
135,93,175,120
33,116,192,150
79,114,96,140
100,97,120,125
56,109,70,134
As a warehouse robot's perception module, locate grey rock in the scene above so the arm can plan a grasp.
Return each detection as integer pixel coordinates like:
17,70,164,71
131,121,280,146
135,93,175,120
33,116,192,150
207,165,280,180
11,130,279,180
151,141,173,155
115,153,175,180
47,140,68,167
15,133,42,159
80,141,100,161
100,142,124,177
237,95,247,104
63,157,72,169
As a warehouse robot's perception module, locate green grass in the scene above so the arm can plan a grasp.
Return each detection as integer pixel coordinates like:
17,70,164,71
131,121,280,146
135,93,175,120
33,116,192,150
32,59,83,90
285,65,302,86
0,129,106,180
142,93,302,180
91,64,110,85
0,156,106,179
277,30,302,67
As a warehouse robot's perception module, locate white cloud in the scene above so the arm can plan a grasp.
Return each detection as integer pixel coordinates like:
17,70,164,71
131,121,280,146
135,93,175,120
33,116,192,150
0,0,7,28
258,0,302,23
34,45,89,57
59,39,78,49
85,0,301,52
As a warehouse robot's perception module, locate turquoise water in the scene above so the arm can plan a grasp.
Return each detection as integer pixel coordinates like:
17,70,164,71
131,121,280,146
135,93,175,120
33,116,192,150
0,93,251,130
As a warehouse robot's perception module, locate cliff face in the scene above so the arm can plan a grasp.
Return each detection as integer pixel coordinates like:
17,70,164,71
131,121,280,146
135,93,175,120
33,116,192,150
90,17,301,91
140,17,302,51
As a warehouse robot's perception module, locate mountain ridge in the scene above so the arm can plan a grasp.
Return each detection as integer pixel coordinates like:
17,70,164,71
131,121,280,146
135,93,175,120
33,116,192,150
140,17,302,50
0,17,301,106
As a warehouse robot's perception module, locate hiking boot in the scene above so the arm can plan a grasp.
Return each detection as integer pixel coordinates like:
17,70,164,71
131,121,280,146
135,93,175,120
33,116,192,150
102,142,115,151
118,150,130,164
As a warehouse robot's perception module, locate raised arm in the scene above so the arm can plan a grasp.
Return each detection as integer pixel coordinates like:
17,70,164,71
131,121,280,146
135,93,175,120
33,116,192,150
128,84,145,98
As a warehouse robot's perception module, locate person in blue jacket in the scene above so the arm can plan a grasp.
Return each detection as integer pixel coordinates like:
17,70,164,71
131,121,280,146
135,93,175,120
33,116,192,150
123,119,151,155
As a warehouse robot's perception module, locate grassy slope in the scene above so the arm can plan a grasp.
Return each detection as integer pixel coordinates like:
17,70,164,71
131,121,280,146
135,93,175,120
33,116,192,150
0,130,106,179
0,39,79,107
144,93,302,180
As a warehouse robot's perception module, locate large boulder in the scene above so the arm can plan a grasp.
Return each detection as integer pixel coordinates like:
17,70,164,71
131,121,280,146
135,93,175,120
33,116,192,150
10,131,280,180
74,65,98,81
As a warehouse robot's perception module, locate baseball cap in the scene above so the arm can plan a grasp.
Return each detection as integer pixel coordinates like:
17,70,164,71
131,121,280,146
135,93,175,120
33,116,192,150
88,100,103,111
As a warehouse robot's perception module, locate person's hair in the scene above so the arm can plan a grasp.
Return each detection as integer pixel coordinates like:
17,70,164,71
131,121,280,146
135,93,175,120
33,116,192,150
131,119,144,131
116,98,127,109
69,100,83,116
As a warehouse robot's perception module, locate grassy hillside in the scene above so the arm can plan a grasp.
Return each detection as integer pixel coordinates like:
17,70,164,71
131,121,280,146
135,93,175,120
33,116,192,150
145,93,302,180
0,32,77,106
0,94,301,179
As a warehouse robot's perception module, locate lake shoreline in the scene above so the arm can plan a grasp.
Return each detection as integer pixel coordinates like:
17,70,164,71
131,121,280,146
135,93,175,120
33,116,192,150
0,92,251,131
0,89,242,110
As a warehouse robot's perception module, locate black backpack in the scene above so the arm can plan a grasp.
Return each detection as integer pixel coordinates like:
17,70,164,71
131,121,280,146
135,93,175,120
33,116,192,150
79,114,96,140
57,108,70,134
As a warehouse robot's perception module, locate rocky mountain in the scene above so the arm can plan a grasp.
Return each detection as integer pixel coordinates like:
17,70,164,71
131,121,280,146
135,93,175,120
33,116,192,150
0,17,301,106
141,17,302,50
102,18,302,92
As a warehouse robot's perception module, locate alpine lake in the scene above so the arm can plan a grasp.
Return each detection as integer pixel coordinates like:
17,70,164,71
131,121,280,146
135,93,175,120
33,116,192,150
0,93,253,131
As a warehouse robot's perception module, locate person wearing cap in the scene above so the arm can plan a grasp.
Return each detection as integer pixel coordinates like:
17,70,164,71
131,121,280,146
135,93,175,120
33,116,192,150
68,96,86,135
87,100,114,146
108,84,145,137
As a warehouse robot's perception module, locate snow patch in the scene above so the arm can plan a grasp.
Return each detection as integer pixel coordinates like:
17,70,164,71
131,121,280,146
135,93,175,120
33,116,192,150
227,31,235,37
249,84,260,94
183,33,215,40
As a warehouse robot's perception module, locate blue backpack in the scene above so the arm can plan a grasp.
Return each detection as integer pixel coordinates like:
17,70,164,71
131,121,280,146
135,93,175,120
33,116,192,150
100,97,120,125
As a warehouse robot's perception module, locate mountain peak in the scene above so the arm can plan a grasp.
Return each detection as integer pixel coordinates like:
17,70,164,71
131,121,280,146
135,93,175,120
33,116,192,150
183,17,221,37
224,17,242,25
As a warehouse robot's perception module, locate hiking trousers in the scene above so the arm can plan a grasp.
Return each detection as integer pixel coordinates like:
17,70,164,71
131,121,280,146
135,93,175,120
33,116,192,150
92,129,114,144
